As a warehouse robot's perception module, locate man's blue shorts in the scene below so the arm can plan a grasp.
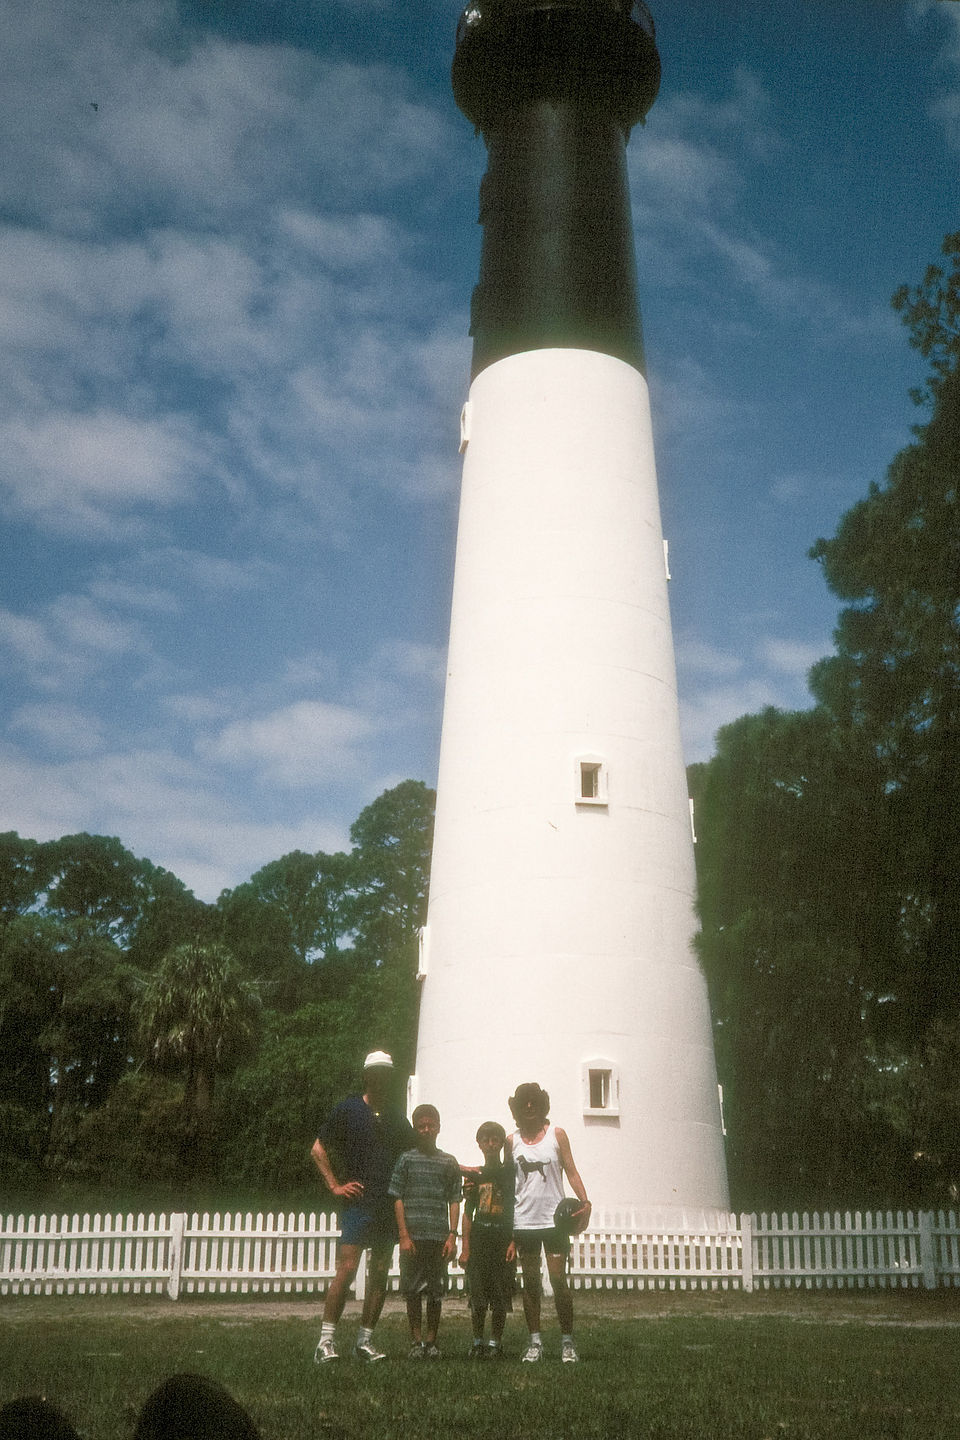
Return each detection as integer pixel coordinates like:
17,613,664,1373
339,1199,398,1250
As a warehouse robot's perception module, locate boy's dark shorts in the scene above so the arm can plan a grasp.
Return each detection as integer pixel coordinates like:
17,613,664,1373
399,1239,448,1300
338,1198,398,1250
466,1228,514,1311
514,1227,570,1257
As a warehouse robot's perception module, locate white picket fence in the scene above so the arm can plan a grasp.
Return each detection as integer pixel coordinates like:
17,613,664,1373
2,1209,959,1299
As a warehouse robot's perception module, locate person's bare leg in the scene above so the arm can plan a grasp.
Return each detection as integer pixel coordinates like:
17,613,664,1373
361,1245,392,1328
322,1244,361,1325
546,1252,573,1334
425,1297,442,1345
406,1294,423,1343
518,1246,542,1334
491,1304,507,1344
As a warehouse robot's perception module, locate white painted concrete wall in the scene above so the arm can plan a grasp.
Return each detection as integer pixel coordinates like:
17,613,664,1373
413,347,729,1217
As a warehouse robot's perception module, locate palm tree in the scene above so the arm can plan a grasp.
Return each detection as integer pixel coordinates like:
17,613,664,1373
137,939,260,1177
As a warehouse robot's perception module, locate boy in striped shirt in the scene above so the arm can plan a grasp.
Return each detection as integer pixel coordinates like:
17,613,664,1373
389,1104,462,1359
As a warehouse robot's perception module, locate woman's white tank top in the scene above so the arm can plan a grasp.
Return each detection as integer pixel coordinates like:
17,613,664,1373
511,1124,564,1230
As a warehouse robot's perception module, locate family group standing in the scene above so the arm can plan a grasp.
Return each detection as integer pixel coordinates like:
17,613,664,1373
310,1054,591,1364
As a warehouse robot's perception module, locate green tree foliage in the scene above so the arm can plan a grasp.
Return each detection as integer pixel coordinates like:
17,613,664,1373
348,780,435,1072
691,710,904,1206
136,939,261,1179
0,836,202,1192
0,782,435,1206
891,230,960,408
218,849,354,1009
694,233,960,1207
809,366,960,1043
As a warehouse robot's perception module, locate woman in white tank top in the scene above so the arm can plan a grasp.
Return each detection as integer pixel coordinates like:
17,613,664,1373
512,1123,565,1230
505,1082,591,1365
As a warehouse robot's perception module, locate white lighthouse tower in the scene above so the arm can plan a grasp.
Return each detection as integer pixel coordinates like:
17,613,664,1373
412,0,729,1220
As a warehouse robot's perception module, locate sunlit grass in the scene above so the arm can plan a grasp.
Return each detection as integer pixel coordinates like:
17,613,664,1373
2,1295,959,1439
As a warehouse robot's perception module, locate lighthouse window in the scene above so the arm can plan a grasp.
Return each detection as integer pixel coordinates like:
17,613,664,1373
575,757,608,805
589,1069,610,1109
582,1059,620,1116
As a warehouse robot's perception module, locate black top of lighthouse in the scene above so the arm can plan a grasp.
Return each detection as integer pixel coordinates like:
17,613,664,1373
453,1,660,378
453,0,661,136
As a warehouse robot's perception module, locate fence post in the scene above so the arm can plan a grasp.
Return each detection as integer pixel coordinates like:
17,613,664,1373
355,1247,367,1302
918,1210,937,1290
167,1214,185,1301
740,1213,753,1293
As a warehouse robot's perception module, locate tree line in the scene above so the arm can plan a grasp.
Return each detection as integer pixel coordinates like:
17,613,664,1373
2,237,957,1215
692,233,960,1209
0,781,434,1210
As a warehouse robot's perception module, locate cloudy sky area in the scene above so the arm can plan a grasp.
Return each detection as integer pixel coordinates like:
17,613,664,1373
0,0,957,898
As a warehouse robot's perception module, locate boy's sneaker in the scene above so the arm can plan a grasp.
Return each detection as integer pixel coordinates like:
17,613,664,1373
354,1339,386,1364
314,1338,339,1364
408,1342,425,1361
424,1343,441,1360
561,1340,579,1364
520,1340,543,1363
468,1344,486,1361
487,1342,504,1360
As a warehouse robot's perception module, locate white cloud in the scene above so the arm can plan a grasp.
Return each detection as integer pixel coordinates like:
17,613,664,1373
680,676,786,764
758,638,827,678
9,703,105,756
0,738,348,900
675,636,744,680
0,410,205,537
676,630,825,761
922,0,960,149
203,699,379,786
0,588,154,695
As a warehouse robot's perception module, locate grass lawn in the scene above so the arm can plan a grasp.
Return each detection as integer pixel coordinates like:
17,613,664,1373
2,1291,959,1439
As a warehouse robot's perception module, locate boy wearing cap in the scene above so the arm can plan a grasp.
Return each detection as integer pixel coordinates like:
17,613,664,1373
310,1051,415,1364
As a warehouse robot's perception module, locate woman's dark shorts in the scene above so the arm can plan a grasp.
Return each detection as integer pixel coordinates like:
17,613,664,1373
514,1227,570,1257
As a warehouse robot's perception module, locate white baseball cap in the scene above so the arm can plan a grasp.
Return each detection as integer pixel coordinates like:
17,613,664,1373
363,1050,394,1070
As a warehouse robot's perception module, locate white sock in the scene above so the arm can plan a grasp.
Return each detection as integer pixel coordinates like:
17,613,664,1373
561,1333,573,1345
529,1332,542,1347
320,1322,336,1344
357,1326,373,1346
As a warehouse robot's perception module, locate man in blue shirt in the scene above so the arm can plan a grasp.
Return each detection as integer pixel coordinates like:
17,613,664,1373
310,1051,415,1363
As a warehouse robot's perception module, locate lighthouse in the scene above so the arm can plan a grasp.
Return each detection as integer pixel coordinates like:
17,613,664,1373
412,0,729,1220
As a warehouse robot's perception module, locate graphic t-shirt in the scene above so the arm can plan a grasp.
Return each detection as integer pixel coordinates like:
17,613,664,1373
511,1124,564,1230
464,1158,515,1233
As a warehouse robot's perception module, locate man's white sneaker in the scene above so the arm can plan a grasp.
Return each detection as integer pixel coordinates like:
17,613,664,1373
520,1341,543,1363
561,1340,579,1364
354,1340,387,1363
314,1338,339,1364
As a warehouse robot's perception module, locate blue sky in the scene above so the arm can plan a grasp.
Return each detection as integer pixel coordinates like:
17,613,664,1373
0,0,957,900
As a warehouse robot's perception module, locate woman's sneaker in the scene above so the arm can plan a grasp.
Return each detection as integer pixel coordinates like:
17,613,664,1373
561,1340,579,1364
354,1339,386,1363
520,1340,543,1363
314,1338,339,1364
